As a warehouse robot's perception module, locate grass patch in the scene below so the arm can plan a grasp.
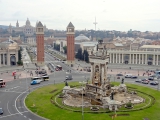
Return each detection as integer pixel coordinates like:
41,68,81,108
25,82,160,120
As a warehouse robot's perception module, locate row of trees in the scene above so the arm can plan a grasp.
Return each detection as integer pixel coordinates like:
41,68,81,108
63,46,67,54
53,44,89,62
53,43,60,51
17,47,23,65
75,48,89,63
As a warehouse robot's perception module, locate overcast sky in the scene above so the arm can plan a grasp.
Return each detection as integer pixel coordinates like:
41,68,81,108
0,0,160,32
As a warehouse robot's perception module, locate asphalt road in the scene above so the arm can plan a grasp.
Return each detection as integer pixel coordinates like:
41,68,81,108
0,52,160,120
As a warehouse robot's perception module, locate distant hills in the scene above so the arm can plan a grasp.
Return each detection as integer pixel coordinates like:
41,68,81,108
0,25,9,29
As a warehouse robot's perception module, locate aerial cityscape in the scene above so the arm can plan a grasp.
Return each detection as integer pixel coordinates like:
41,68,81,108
0,0,160,120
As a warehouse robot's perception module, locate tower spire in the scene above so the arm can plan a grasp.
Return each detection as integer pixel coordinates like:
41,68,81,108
93,17,98,31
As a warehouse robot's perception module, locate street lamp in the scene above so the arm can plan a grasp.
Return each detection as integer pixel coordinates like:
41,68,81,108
79,81,87,120
24,69,29,93
157,76,160,91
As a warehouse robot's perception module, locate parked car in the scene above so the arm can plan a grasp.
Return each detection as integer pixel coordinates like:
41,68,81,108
135,79,141,83
30,80,42,85
131,76,138,79
116,74,123,76
0,108,3,115
150,81,159,85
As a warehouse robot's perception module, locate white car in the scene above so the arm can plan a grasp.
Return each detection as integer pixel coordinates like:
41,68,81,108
125,74,132,78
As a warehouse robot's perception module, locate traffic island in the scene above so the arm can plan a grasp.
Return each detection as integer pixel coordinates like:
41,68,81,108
25,82,159,120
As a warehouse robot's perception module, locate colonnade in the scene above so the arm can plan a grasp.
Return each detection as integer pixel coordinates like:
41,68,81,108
0,52,18,67
109,53,159,65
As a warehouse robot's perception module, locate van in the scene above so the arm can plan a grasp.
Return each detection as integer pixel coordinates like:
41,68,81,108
125,74,132,78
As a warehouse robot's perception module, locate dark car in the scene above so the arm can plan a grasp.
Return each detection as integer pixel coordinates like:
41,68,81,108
116,74,123,76
0,108,3,115
131,76,138,79
150,81,158,85
148,77,154,81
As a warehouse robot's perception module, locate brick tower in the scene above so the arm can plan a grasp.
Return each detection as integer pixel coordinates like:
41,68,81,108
36,21,44,66
66,22,75,66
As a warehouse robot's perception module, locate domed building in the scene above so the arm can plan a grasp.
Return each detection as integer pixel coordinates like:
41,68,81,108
8,18,48,36
75,34,90,42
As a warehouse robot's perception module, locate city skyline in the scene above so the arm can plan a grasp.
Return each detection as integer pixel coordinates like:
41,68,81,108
0,0,160,32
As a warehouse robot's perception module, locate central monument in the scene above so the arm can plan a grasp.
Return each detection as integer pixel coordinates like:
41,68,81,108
62,40,144,111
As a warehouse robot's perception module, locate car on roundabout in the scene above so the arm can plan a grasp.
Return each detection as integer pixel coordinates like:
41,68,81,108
150,81,159,85
135,79,141,83
141,79,150,84
30,80,42,85
148,77,154,81
125,74,132,78
131,75,138,79
0,108,3,115
116,74,123,76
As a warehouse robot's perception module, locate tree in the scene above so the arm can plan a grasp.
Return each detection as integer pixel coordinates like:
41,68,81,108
76,48,83,60
53,43,60,51
18,47,22,61
83,50,89,63
63,46,67,54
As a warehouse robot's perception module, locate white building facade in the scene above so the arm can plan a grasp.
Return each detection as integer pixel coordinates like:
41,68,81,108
108,45,160,65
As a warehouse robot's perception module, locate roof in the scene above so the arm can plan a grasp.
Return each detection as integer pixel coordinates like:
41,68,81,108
0,43,9,49
67,22,74,28
82,42,98,47
75,34,90,41
37,21,43,27
114,43,123,46
140,45,160,49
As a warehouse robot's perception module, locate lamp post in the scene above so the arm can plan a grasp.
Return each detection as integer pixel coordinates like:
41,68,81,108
79,81,87,120
157,76,160,91
25,69,29,93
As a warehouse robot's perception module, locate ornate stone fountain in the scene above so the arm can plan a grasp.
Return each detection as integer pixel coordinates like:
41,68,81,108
62,40,144,111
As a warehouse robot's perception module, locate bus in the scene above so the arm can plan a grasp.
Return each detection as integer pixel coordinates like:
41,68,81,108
56,65,62,71
41,76,49,81
31,77,42,81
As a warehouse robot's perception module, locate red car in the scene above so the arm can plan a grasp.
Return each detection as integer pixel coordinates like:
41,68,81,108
55,68,59,71
141,79,150,84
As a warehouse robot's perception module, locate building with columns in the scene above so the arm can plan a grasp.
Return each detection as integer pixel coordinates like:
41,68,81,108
108,45,160,65
66,22,75,66
0,39,19,67
36,21,44,66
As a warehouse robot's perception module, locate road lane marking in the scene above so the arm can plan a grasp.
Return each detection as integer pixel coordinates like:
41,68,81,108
0,90,27,94
7,101,11,115
5,86,20,91
0,111,28,118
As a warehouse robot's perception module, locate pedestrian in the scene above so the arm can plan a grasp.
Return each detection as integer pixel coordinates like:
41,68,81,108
111,70,112,72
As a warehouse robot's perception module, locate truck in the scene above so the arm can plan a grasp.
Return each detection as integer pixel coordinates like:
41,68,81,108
0,79,5,87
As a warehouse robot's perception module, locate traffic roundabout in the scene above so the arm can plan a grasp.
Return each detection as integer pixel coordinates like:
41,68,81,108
25,82,160,120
